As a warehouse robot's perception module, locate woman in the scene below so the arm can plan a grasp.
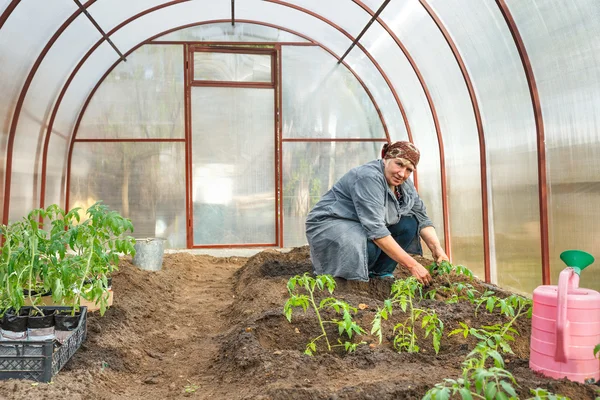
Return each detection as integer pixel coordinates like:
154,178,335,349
305,141,448,285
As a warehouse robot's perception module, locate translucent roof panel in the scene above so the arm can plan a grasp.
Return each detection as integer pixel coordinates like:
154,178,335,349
430,0,541,292
154,22,309,42
48,42,119,205
282,46,385,139
0,0,11,15
78,45,184,140
377,1,483,275
0,0,77,215
10,15,101,220
278,0,370,37
507,0,600,291
85,0,169,32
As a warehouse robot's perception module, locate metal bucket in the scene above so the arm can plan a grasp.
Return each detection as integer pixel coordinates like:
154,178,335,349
132,238,166,271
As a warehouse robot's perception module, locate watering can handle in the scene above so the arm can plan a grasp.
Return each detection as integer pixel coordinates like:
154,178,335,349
554,268,579,362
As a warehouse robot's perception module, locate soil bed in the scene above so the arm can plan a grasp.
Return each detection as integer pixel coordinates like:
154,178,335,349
0,248,596,399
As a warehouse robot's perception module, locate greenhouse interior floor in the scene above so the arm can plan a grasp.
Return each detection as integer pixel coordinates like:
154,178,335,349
0,248,596,399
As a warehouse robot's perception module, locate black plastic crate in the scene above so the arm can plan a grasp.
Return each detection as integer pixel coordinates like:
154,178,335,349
0,306,87,382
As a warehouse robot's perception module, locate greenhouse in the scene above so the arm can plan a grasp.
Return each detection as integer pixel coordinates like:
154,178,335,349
0,1,599,399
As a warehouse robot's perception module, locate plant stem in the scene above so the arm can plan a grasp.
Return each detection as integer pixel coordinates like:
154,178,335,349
73,236,95,316
308,286,331,351
28,236,42,316
408,297,417,351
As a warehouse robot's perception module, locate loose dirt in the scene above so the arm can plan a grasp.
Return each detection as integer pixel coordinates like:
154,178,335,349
0,248,596,399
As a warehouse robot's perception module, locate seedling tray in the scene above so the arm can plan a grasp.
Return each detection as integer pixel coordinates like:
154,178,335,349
0,306,87,382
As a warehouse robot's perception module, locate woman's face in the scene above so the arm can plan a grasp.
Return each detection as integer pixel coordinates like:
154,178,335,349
384,158,414,186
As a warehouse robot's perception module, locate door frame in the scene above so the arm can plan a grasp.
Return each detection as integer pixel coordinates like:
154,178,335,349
184,45,282,248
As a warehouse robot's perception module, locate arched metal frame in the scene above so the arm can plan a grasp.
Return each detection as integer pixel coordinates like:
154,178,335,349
0,0,551,284
352,0,451,261
64,20,391,250
495,0,549,285
419,0,491,282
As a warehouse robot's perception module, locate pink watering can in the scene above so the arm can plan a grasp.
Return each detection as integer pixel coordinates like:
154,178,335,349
529,250,600,383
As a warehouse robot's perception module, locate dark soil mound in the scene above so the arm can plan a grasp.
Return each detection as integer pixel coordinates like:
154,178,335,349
214,249,597,400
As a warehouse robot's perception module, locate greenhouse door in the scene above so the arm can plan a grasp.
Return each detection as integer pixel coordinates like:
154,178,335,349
187,47,278,247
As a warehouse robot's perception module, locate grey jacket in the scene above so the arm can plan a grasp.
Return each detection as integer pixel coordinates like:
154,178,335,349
305,159,434,281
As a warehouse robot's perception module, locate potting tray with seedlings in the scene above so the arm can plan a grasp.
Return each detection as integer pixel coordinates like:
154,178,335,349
0,306,87,382
0,202,135,382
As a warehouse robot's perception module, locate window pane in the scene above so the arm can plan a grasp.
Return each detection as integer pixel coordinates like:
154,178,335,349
191,87,275,245
193,52,272,82
282,46,385,139
78,45,184,139
283,142,381,247
70,142,187,248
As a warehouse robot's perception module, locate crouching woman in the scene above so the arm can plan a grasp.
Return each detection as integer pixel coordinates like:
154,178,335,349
305,141,448,285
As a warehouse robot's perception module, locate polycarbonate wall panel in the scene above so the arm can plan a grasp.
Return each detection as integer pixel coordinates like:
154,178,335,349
282,46,384,139
378,2,483,276
78,45,184,139
282,0,405,140
283,142,380,247
281,0,369,37
154,22,309,42
69,142,186,248
230,2,404,140
0,1,77,220
430,0,541,293
10,16,101,221
345,47,406,141
237,1,350,59
191,87,275,245
44,136,69,210
507,0,600,291
109,1,229,51
356,19,445,257
193,52,271,82
86,0,168,31
0,1,10,15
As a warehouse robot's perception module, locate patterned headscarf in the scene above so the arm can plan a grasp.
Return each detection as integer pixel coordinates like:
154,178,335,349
381,141,420,167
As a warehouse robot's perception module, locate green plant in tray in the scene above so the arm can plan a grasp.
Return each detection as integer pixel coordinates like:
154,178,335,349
284,273,366,356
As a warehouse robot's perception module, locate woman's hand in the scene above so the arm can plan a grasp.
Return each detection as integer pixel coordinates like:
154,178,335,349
432,246,449,264
407,262,432,286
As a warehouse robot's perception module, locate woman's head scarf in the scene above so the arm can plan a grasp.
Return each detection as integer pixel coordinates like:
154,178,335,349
381,141,420,167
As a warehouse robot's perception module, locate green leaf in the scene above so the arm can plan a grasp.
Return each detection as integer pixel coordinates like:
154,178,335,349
484,382,497,399
495,392,509,400
594,343,600,358
499,381,517,397
458,388,474,400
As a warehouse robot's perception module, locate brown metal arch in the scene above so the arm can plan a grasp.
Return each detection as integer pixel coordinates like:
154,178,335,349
420,0,491,282
1,0,96,225
265,0,413,145
351,0,451,259
495,0,550,285
39,9,389,211
60,19,392,211
0,0,20,31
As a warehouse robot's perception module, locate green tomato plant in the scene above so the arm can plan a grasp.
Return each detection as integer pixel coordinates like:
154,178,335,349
61,202,135,316
0,202,135,318
450,294,532,354
426,261,479,304
283,273,366,355
424,343,519,400
371,277,443,354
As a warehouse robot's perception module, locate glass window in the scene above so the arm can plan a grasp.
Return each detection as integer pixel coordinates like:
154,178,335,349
193,51,272,83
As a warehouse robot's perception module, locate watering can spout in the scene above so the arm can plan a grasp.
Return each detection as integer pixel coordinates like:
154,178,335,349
559,250,594,275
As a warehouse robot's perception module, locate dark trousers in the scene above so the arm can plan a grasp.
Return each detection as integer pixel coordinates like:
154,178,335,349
367,215,422,276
